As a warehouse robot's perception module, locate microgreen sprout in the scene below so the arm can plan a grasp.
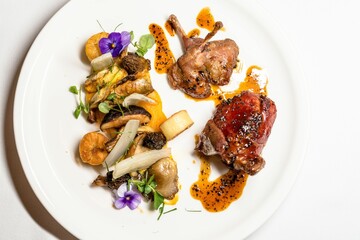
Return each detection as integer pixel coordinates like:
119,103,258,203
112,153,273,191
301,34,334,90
98,101,127,115
69,85,89,119
98,102,112,114
107,92,117,100
130,31,155,57
128,172,177,220
157,204,177,221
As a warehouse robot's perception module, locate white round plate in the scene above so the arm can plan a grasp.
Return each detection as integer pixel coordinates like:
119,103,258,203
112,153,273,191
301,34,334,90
14,0,309,239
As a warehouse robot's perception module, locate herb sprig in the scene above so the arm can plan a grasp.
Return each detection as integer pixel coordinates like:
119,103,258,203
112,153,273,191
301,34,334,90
97,93,128,114
129,173,164,209
69,85,89,119
129,172,176,220
130,32,155,57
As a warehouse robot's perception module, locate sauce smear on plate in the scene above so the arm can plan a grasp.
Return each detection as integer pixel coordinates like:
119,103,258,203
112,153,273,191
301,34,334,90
149,23,175,74
191,153,248,212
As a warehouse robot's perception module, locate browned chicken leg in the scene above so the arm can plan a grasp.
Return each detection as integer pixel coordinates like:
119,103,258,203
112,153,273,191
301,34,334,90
167,14,240,98
196,91,277,175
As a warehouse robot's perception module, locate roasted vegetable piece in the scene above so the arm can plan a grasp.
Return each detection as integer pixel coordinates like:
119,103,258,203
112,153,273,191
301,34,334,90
112,148,172,179
160,110,193,140
142,132,167,150
100,106,151,130
120,52,151,74
102,119,139,167
148,157,179,200
93,171,130,190
85,32,109,61
79,132,109,165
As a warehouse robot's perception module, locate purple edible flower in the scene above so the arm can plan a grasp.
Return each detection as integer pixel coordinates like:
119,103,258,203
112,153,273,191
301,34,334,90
114,183,141,210
99,31,131,57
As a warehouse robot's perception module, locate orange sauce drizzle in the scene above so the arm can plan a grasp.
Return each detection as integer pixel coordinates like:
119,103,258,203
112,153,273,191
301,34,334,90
239,65,268,96
190,153,248,212
187,28,200,38
149,23,175,74
137,90,167,132
196,7,216,31
188,65,268,106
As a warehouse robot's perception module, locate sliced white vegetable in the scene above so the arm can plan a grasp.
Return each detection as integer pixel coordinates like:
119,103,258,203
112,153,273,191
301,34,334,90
160,110,194,140
91,52,113,72
113,148,171,179
102,119,140,167
122,93,156,108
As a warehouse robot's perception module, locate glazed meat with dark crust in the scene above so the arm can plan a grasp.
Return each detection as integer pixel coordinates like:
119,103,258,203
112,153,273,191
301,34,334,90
167,14,239,98
196,91,277,175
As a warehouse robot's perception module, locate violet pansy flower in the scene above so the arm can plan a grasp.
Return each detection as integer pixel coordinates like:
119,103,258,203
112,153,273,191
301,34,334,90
99,31,131,58
114,183,141,210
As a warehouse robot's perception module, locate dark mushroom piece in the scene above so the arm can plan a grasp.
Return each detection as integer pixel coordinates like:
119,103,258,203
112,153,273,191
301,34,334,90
142,132,167,150
100,106,151,131
119,52,151,74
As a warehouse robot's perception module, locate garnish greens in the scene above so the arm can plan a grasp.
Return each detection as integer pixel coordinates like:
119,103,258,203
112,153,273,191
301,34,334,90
129,173,176,220
98,102,112,114
130,32,155,57
69,85,89,119
98,101,127,115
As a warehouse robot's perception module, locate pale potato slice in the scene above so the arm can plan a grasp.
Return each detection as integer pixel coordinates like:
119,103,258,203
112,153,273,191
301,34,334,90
160,110,194,140
85,32,109,61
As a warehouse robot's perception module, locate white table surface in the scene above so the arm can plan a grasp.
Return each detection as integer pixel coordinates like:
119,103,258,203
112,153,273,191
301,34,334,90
1,0,359,239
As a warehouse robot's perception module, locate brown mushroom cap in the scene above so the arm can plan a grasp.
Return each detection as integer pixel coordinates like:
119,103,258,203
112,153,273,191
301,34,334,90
100,106,151,131
148,157,179,200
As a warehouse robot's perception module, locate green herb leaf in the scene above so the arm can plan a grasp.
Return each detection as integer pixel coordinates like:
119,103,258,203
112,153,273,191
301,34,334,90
139,34,155,50
137,185,145,193
131,33,155,57
107,93,117,100
153,191,164,210
69,86,79,94
74,105,82,119
149,181,157,189
130,31,135,42
147,174,155,185
164,208,177,215
144,185,152,195
84,103,90,114
157,203,164,220
70,85,89,119
136,48,148,57
98,102,111,114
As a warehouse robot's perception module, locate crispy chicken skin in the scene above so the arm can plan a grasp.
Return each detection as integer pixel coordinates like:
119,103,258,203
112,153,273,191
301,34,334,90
196,91,277,175
167,14,239,98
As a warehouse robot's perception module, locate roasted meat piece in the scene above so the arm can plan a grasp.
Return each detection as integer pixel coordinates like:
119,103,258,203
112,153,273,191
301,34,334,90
167,14,240,98
196,91,277,175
